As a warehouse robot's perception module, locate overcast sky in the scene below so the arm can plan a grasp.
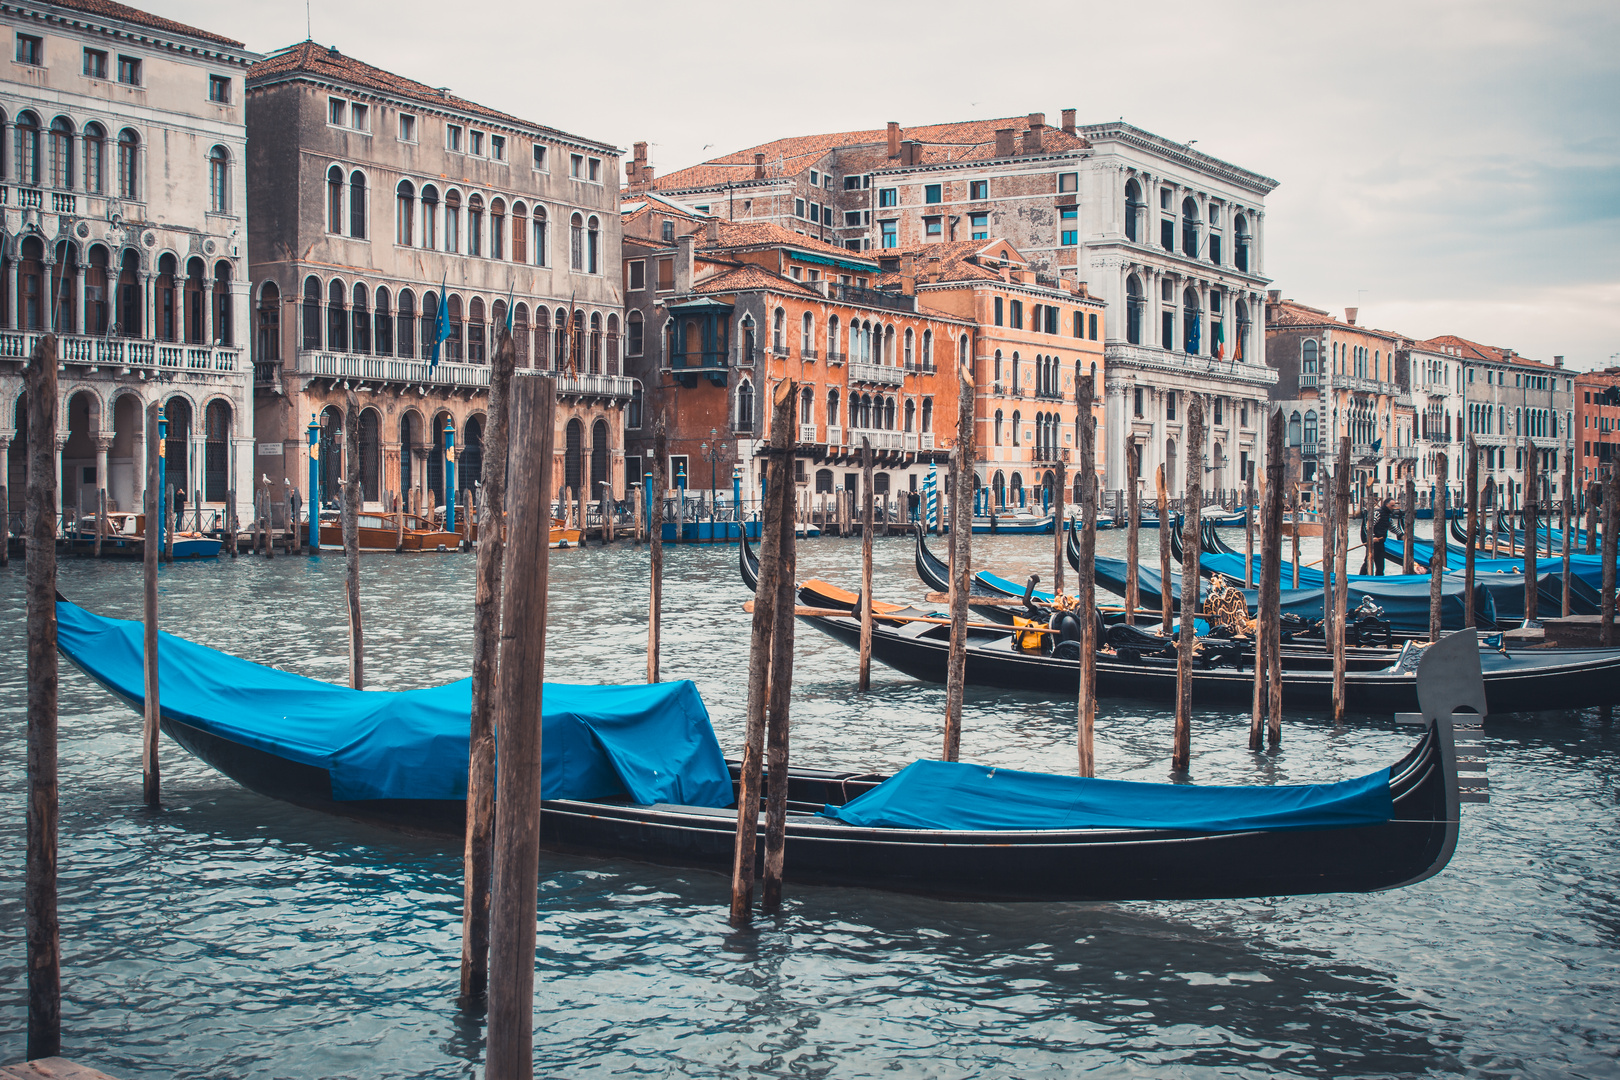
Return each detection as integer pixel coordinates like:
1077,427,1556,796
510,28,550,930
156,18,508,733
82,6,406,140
165,0,1619,369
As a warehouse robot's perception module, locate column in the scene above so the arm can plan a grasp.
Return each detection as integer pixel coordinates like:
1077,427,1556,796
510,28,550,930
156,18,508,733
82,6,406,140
75,257,88,337
142,273,155,348
4,259,16,331
95,434,112,495
382,440,400,507
0,435,10,502
1104,376,1127,490
203,269,214,347
55,433,66,522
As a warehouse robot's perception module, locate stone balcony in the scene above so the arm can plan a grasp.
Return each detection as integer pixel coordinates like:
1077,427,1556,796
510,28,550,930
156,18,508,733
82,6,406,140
1105,343,1279,388
291,349,490,389
538,370,636,402
849,361,904,387
0,331,241,375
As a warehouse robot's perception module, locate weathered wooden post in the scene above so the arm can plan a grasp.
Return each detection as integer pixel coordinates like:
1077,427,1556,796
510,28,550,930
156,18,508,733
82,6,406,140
1321,473,1335,658
1430,455,1450,642
162,483,174,563
342,397,364,690
1332,437,1351,725
648,417,667,682
1053,456,1067,596
290,487,303,556
1464,440,1478,626
1243,475,1255,587
460,329,516,1005
760,414,799,916
731,380,795,927
1563,449,1574,617
142,402,162,808
1075,378,1096,777
1524,440,1539,624
944,362,974,762
225,487,238,557
483,373,555,1080
1603,468,1617,647
395,489,405,552
1403,472,1416,575
26,336,61,1060
1290,485,1302,589
262,476,274,560
1156,463,1172,635
1125,447,1140,626
858,439,874,691
1172,397,1204,775
631,483,644,546
1587,480,1599,555
1,481,8,567
1251,409,1285,751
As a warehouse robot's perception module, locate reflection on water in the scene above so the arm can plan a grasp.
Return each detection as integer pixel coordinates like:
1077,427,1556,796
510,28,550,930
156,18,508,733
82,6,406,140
1,531,1617,1078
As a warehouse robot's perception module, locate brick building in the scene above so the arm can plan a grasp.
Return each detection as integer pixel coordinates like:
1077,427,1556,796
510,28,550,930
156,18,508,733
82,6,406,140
1575,368,1620,484
247,41,626,515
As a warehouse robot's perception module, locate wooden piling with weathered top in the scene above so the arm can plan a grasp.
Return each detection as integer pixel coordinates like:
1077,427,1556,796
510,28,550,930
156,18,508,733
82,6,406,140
342,396,363,690
1602,467,1617,647
858,439,874,691
943,363,975,762
1524,439,1539,624
1075,377,1096,777
1172,397,1204,775
648,417,667,682
1332,437,1350,725
1053,456,1067,596
760,420,798,916
1125,447,1140,626
1252,408,1284,751
142,402,161,809
1430,456,1450,642
1563,449,1574,618
1156,464,1172,635
1465,439,1478,626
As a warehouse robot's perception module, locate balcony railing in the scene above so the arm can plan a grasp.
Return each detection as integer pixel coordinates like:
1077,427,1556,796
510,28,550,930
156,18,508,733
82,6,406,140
17,187,42,209
799,423,818,444
770,343,790,358
801,347,819,362
826,425,843,446
849,361,903,387
294,349,490,387
831,283,917,314
549,371,635,400
51,192,75,214
849,428,905,451
826,351,846,366
903,433,918,452
1299,373,1320,388
921,432,935,451
0,331,239,373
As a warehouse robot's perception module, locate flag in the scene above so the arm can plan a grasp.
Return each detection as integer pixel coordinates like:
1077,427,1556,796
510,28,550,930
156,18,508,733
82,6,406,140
430,273,451,367
503,280,515,338
1213,320,1225,359
1188,314,1202,356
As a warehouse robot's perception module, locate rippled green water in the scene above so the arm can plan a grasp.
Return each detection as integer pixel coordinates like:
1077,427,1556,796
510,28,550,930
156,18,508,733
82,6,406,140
2,531,1617,1078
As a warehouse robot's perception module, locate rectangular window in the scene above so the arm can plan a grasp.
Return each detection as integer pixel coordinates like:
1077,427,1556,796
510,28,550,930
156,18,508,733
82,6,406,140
1059,206,1077,246
822,206,833,226
994,296,1004,326
970,212,988,240
924,216,942,239
880,220,897,248
398,114,416,142
628,260,646,290
1166,392,1177,421
1160,218,1174,251
878,188,898,208
810,201,820,222
84,48,108,78
843,210,862,226
470,130,484,156
795,198,806,218
1009,300,1023,329
349,103,368,131
925,183,942,204
1209,234,1222,265
1089,313,1098,340
1061,228,1078,246
1058,172,1079,193
1045,306,1058,335
843,175,859,190
809,169,820,186
532,144,547,171
117,54,140,85
491,134,505,161
447,124,463,152
1134,387,1144,417
970,180,988,200
16,34,42,66
656,258,674,291
588,158,601,182
570,153,583,177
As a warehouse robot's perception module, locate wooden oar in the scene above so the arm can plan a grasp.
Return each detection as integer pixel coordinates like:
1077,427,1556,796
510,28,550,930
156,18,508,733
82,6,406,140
742,600,1066,634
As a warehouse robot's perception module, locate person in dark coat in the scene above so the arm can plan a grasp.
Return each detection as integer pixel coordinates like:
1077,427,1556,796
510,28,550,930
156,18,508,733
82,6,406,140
1369,497,1394,576
173,486,187,532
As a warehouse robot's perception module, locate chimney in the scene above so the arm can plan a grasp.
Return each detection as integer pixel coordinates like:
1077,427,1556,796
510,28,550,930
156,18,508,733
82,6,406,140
1345,307,1358,325
995,128,1015,158
899,253,916,296
633,141,648,167
753,152,765,179
706,217,719,243
1023,114,1045,155
901,139,920,166
887,121,901,158
1028,112,1046,131
640,164,654,186
626,142,650,192
1061,108,1076,135
1554,355,1565,368
675,234,695,294
1267,289,1281,303
925,255,942,283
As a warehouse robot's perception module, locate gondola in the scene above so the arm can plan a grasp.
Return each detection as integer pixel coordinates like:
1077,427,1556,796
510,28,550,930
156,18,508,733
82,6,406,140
740,528,912,616
54,595,1480,901
912,524,1033,601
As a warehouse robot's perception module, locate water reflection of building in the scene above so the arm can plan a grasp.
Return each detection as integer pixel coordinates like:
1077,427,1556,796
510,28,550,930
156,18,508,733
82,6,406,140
246,42,625,515
0,0,257,527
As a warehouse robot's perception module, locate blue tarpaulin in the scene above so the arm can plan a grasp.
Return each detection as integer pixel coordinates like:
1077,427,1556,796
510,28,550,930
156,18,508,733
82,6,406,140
822,759,1393,832
55,601,733,806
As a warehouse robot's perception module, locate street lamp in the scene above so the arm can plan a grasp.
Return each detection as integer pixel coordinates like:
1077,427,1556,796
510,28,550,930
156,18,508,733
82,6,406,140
157,413,168,553
443,419,457,535
306,412,319,552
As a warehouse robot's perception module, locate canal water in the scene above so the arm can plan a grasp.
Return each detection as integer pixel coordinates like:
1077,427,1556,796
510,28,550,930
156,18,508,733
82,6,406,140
2,531,1617,1078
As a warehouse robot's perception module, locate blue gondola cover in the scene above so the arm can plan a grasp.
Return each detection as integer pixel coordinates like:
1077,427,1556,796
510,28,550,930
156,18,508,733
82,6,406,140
56,601,733,806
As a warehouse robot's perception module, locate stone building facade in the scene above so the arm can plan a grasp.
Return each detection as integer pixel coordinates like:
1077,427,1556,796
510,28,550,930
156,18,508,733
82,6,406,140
247,42,625,516
0,0,256,526
1575,368,1620,485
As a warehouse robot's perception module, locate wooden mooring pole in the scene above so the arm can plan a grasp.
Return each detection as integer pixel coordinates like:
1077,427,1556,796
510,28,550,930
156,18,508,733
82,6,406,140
1125,447,1140,626
142,402,162,808
1243,475,1255,587
484,373,556,1080
858,439,874,691
26,336,61,1060
162,483,173,563
262,477,274,560
943,363,974,762
1563,449,1574,618
460,329,516,1005
1,482,8,567
1053,456,1067,596
1251,409,1284,751
1290,486,1301,589
1321,473,1335,659
1332,437,1350,725
1155,464,1172,635
1586,480,1599,556
1431,456,1450,642
93,487,105,559
760,414,798,915
1602,467,1617,647
1524,440,1539,625
225,487,237,558
342,396,364,690
1465,439,1478,626
1172,397,1204,775
1075,378,1096,777
648,417,667,682
731,380,795,927
1404,472,1417,575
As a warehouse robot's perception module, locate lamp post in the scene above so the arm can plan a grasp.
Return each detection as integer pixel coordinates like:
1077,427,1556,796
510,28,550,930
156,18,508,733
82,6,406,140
731,463,743,532
306,413,320,552
156,414,168,553
702,428,727,539
444,419,457,536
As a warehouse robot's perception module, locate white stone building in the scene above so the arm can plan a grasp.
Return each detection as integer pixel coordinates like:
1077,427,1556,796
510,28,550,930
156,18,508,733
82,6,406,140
0,0,257,528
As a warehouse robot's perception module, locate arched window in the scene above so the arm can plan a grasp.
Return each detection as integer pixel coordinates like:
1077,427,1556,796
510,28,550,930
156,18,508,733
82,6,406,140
922,329,933,369
884,396,896,430
374,286,392,356
421,184,439,249
773,307,785,350
327,165,344,233
327,278,348,351
994,409,1004,446
204,400,232,502
420,291,438,357
1011,409,1021,446
1124,178,1143,243
960,333,969,367
570,213,584,270
904,399,916,432
799,386,813,426
115,248,140,336
1288,410,1301,446
589,311,602,373
1126,274,1144,346
302,275,322,349
491,198,506,260
513,302,530,366
511,201,527,263
827,387,840,427
606,313,620,374
183,256,205,343
83,123,106,194
533,206,548,266
349,170,367,238
359,408,382,503
468,193,484,256
49,116,74,189
904,327,915,367
587,215,600,273
396,180,415,246
351,283,370,354
1302,338,1318,380
212,261,232,344
1235,299,1250,362
16,112,41,186
1183,287,1201,354
627,310,644,356
801,311,813,354
446,294,463,361
554,307,568,367
1303,411,1317,445
396,289,416,358
445,189,462,252
256,281,281,365
922,397,933,433
1234,213,1251,273
84,245,110,334
736,380,755,432
116,127,138,199
1181,196,1199,258
572,308,586,370
209,146,230,212
468,296,485,362
1011,351,1020,390
815,469,834,494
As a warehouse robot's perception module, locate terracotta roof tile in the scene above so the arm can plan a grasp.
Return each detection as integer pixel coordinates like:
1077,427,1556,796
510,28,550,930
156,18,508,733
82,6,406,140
702,219,874,263
870,239,1033,288
41,0,243,47
654,116,1089,192
1417,334,1552,368
690,263,820,297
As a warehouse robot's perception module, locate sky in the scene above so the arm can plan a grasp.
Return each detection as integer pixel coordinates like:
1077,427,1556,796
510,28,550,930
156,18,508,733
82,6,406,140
162,0,1620,369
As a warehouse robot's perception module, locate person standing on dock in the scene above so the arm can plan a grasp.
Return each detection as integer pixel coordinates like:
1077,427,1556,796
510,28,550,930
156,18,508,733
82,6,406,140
173,487,187,534
1369,497,1394,576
